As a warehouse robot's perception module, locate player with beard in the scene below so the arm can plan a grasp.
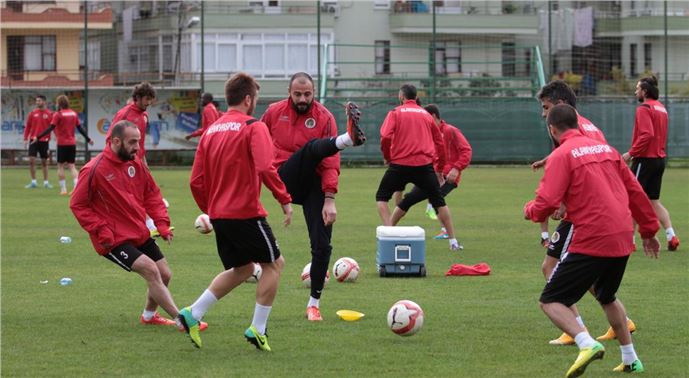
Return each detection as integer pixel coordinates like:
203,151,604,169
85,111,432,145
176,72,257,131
70,120,203,332
23,95,54,189
260,72,366,321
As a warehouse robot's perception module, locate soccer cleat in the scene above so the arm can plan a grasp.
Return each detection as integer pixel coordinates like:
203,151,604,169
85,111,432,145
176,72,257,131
306,306,323,321
345,101,366,146
60,190,68,196
668,236,680,251
549,332,576,346
25,182,37,189
244,325,271,351
425,206,438,220
434,230,449,240
613,359,644,373
140,312,177,326
565,342,605,378
43,182,54,189
176,307,202,348
596,319,636,341
450,239,463,251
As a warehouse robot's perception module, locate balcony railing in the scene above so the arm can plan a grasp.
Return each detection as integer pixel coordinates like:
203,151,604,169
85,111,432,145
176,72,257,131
391,1,538,15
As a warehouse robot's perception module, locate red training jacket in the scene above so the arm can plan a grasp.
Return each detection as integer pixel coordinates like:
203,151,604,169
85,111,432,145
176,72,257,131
525,129,658,257
629,99,668,158
380,99,446,169
438,120,472,185
108,103,149,159
51,109,80,146
260,99,340,194
577,114,606,143
24,108,53,142
190,110,291,220
70,147,170,255
189,102,221,138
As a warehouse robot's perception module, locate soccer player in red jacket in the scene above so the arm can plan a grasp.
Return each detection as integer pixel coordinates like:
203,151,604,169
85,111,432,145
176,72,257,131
178,73,292,351
33,95,93,195
260,72,365,322
524,104,660,376
185,92,221,140
23,94,53,189
70,120,196,331
622,75,680,251
532,81,637,345
393,104,472,245
108,82,155,164
378,84,460,251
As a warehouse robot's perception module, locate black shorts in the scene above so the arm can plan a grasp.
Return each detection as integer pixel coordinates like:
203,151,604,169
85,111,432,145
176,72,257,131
546,221,574,259
105,238,165,272
211,217,281,270
398,181,457,212
630,157,665,200
28,141,49,159
540,253,629,307
376,164,446,209
57,145,76,164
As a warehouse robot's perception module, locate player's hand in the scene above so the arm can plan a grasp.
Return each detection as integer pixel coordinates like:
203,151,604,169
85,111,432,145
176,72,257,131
322,197,337,226
24,141,28,149
436,172,445,185
642,237,660,258
161,233,173,244
88,139,95,146
622,152,632,163
281,203,293,227
446,168,459,183
551,204,567,220
29,137,38,145
185,135,192,141
531,158,547,171
523,200,534,220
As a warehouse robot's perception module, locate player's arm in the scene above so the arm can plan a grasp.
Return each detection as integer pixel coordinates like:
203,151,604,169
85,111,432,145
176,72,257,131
454,129,472,172
76,124,94,145
380,111,396,163
252,123,293,226
32,124,55,143
524,154,570,222
142,166,171,239
189,142,209,214
24,113,33,146
69,165,115,249
626,106,654,160
531,152,550,170
430,118,446,176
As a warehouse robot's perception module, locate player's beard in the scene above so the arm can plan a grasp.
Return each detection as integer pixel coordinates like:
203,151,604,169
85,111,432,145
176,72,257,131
637,95,644,103
116,145,136,161
291,99,312,115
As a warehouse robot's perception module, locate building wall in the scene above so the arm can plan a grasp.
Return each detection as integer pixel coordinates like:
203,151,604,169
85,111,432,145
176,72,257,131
1,29,81,80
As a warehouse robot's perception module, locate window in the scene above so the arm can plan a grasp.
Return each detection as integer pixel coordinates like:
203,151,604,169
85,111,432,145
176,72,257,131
643,43,652,71
13,36,56,72
629,43,637,76
6,1,22,11
79,40,101,71
502,42,516,76
375,40,390,74
373,0,390,9
435,47,446,75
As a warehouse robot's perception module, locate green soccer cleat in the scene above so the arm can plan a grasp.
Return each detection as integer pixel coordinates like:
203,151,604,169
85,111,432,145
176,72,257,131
566,342,605,378
25,182,37,189
244,325,271,352
425,206,438,220
613,359,644,373
177,307,202,348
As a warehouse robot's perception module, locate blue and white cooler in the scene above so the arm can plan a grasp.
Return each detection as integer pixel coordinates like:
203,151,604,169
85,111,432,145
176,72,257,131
376,226,426,277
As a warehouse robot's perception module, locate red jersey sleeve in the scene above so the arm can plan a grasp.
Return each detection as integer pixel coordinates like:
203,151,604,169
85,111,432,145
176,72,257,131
251,123,291,205
315,113,340,194
453,129,472,171
380,110,396,162
142,165,171,234
189,142,208,213
69,163,115,248
629,106,654,157
51,111,61,127
618,158,659,238
24,111,34,141
525,153,571,222
430,119,446,172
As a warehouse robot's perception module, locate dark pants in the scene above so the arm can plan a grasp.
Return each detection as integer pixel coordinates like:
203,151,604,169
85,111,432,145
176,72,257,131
398,181,457,212
278,138,339,299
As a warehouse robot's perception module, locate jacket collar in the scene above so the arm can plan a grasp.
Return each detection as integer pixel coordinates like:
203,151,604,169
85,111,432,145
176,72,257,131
559,129,583,145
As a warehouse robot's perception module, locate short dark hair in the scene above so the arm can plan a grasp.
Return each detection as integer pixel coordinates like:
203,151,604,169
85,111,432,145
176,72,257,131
400,84,417,100
110,120,138,140
424,104,440,119
225,72,260,106
638,75,659,100
547,104,579,131
36,95,46,101
289,72,314,89
537,80,577,108
56,95,69,110
131,82,156,101
201,92,214,105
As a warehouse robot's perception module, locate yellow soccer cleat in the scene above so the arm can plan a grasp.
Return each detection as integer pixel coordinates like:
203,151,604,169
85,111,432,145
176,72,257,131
549,332,576,346
596,319,636,341
565,342,605,378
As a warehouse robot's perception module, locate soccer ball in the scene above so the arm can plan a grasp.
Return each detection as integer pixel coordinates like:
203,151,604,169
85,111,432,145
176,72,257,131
194,214,213,234
162,198,169,209
387,300,424,336
301,262,329,288
332,257,360,282
245,263,262,283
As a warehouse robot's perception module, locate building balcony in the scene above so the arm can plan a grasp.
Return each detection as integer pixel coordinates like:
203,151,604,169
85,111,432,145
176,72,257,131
1,70,114,88
0,7,112,30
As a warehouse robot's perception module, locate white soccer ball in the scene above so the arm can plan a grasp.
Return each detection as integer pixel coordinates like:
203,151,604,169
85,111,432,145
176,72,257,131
333,257,360,282
162,198,170,209
245,263,262,283
387,300,424,336
194,214,213,234
301,262,329,288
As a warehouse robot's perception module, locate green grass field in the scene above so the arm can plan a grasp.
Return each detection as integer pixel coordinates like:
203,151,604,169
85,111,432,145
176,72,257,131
2,166,687,377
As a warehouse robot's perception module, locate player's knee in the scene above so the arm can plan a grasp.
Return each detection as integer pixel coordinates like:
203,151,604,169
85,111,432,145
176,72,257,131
311,247,332,263
159,267,172,285
134,257,161,282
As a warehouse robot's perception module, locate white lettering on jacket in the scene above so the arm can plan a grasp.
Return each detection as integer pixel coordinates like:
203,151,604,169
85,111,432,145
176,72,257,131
400,108,426,114
653,105,667,114
571,144,612,158
580,122,599,132
206,122,242,135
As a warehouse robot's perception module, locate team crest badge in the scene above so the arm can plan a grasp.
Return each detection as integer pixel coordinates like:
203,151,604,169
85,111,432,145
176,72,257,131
305,118,316,129
550,231,560,243
43,114,49,119
128,166,136,178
